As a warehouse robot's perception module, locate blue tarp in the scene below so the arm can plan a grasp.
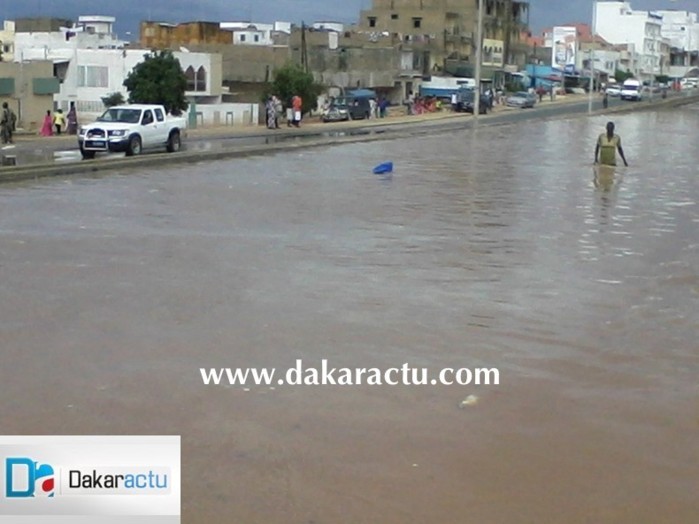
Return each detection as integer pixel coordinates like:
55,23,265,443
419,87,458,98
346,88,377,98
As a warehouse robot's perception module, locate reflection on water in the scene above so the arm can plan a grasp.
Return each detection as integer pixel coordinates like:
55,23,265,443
0,106,697,523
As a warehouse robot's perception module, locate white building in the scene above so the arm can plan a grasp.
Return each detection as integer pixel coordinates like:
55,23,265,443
656,9,699,78
220,21,291,46
0,20,16,61
594,1,663,81
312,22,344,33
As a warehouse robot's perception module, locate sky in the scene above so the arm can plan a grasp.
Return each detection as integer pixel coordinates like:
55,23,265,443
1,0,697,38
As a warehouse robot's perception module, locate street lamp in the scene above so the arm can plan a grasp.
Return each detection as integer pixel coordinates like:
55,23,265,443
473,0,484,123
588,0,598,114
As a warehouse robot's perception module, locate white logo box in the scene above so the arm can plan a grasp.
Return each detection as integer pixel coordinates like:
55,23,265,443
0,436,180,522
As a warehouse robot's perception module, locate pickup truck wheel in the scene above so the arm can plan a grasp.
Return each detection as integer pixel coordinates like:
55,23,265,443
80,148,95,160
166,130,181,153
125,135,142,157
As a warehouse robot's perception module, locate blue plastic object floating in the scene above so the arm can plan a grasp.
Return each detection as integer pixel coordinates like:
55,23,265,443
373,161,393,174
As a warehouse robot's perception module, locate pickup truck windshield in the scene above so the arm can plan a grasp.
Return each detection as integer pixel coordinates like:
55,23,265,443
97,108,142,124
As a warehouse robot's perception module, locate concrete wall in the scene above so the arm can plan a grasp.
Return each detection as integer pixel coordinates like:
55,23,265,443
140,22,233,49
189,102,259,128
0,60,56,131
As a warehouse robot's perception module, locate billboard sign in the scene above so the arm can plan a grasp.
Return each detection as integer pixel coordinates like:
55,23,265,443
552,26,577,71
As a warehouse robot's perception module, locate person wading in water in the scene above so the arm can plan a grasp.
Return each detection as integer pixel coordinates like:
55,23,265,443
594,121,628,167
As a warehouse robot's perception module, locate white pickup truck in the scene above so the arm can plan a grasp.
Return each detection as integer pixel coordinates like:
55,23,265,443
78,104,187,159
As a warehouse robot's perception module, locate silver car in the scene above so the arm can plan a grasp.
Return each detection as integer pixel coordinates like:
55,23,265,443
506,91,536,108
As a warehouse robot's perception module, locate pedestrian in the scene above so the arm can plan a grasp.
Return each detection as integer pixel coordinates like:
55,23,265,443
292,94,302,127
40,110,53,136
594,121,628,167
53,109,66,135
67,101,78,135
265,96,276,129
379,97,388,118
450,91,458,112
286,98,293,127
273,95,282,128
369,97,377,119
1,102,16,144
602,92,609,109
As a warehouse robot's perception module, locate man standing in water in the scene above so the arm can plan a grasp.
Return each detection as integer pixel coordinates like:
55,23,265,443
595,121,628,167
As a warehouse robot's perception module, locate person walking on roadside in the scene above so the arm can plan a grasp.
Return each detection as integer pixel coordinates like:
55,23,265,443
265,96,277,129
40,110,53,136
53,109,66,135
379,97,388,118
595,121,628,167
291,94,302,127
1,102,16,144
450,91,458,112
66,101,78,135
602,92,609,109
273,95,282,128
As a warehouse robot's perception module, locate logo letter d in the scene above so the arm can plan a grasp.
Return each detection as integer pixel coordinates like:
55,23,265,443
6,458,36,498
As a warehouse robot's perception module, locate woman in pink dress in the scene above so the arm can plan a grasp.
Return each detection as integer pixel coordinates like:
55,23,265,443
39,110,53,137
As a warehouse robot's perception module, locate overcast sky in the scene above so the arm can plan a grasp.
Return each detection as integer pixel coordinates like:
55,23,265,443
2,1,697,37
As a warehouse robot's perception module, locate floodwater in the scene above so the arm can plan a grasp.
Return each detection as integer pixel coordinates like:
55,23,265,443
1,106,698,523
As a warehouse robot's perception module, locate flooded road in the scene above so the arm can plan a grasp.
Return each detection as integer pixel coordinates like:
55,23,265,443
1,106,698,523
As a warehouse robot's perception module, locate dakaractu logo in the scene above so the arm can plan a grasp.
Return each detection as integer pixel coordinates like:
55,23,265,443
5,457,171,498
5,458,55,498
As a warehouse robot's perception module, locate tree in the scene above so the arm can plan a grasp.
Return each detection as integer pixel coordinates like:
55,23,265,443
614,69,634,83
123,50,188,115
264,63,322,115
101,92,125,108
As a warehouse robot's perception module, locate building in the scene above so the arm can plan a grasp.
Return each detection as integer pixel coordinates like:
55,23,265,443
55,48,221,116
0,21,16,62
140,21,233,49
358,0,530,78
0,60,59,130
594,1,663,82
656,9,699,78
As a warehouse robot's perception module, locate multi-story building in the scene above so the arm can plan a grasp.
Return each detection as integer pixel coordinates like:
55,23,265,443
594,1,663,82
0,21,16,62
358,0,530,78
656,9,699,78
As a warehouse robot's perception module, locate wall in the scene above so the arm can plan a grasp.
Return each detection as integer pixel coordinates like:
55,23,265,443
140,22,233,49
0,21,16,62
0,60,57,131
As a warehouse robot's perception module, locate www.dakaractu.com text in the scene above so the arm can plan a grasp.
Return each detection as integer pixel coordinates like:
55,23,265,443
200,360,500,386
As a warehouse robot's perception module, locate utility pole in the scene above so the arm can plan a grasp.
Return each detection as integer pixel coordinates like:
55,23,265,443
301,21,308,73
473,0,484,124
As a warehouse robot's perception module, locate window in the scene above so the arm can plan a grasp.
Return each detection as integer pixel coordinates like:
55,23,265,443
240,34,246,42
391,14,398,20
368,17,376,28
185,65,207,92
196,66,207,92
77,65,108,88
142,110,154,125
185,66,196,91
254,34,259,42
413,18,422,29
154,108,164,122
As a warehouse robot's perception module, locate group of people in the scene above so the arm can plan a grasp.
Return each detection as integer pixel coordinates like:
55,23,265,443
40,103,78,136
266,94,304,129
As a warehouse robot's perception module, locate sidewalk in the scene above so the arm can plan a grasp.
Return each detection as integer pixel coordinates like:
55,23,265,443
11,93,590,145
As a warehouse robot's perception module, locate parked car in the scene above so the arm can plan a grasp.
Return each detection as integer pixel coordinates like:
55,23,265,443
78,104,187,159
322,95,372,122
455,88,490,114
506,91,536,108
606,84,622,97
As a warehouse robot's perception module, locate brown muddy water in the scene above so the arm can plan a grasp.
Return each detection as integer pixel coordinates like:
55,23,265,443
0,107,698,523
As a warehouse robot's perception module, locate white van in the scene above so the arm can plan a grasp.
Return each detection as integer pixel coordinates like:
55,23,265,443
620,79,642,101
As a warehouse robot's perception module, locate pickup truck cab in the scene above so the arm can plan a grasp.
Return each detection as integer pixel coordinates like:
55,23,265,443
78,104,187,159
